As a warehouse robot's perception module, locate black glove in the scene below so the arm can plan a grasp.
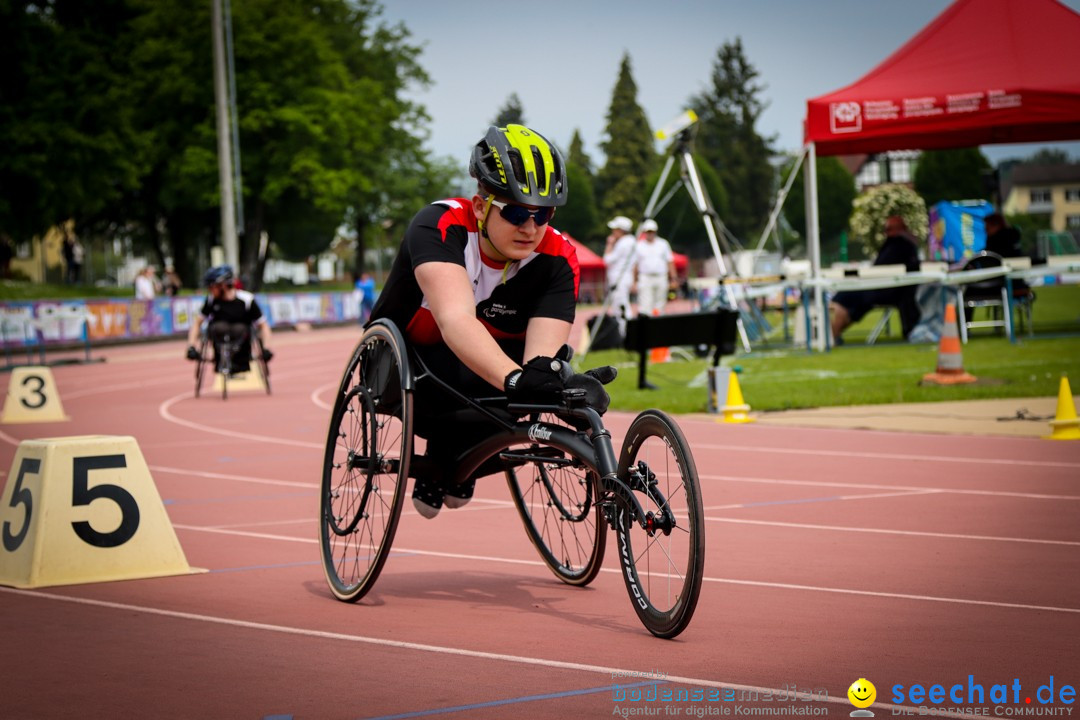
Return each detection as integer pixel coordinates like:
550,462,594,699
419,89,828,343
504,353,573,403
566,372,611,414
261,348,273,362
185,346,200,361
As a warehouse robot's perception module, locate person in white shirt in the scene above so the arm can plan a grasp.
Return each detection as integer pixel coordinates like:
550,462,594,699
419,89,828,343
633,219,677,317
602,215,637,335
134,266,159,300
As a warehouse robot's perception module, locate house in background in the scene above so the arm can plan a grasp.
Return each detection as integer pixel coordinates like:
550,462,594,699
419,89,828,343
1002,163,1080,234
839,150,921,192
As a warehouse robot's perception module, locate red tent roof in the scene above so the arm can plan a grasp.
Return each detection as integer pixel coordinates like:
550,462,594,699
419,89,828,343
563,235,605,269
805,0,1080,156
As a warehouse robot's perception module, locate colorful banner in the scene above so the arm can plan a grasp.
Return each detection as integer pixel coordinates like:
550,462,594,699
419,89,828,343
0,290,367,348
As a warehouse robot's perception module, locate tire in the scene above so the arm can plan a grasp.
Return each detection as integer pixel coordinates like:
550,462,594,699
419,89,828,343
320,322,412,602
219,335,231,401
254,335,271,395
505,413,606,586
615,409,704,638
194,335,209,398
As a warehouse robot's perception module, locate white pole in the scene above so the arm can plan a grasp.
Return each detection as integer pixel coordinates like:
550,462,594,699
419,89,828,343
805,142,824,351
212,0,239,271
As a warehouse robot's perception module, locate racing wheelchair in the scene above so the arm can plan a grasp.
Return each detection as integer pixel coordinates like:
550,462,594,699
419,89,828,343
193,323,271,400
319,319,704,638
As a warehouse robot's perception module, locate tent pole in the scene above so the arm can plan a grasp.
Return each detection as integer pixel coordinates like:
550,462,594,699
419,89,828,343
805,142,825,351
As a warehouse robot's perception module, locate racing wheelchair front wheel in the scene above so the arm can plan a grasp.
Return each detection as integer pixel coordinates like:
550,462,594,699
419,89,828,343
614,409,704,639
504,413,606,586
320,320,413,602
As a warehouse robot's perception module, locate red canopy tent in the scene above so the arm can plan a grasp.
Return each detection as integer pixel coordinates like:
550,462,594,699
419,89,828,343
798,0,1080,348
564,235,606,302
805,0,1080,155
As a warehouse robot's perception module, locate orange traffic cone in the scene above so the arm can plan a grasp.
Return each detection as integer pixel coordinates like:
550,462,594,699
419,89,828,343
649,309,670,363
720,371,754,424
1045,375,1080,440
921,302,977,385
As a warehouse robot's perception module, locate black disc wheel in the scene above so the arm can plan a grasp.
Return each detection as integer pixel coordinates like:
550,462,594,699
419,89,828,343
505,413,605,586
615,409,704,639
320,322,412,602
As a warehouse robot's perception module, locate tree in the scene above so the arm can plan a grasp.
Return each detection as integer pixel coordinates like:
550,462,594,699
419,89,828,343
0,0,146,248
783,154,857,246
914,147,991,206
492,93,525,127
595,53,656,221
849,184,928,257
1022,148,1073,165
567,128,594,178
690,38,776,242
557,163,601,246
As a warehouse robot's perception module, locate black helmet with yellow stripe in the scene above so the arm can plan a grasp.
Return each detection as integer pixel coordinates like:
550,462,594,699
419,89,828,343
469,124,568,207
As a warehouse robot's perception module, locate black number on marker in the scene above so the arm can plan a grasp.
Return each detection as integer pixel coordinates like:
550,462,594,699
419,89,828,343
2,457,40,552
19,374,46,409
71,455,140,548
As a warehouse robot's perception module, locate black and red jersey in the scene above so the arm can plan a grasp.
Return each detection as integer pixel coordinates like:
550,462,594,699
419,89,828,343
369,198,580,346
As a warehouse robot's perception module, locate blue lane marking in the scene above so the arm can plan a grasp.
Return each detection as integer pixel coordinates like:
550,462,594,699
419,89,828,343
360,680,662,720
739,495,843,508
263,716,292,720
209,552,416,574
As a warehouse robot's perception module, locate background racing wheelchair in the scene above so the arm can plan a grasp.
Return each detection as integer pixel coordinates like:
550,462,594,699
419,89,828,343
319,318,705,639
193,321,271,399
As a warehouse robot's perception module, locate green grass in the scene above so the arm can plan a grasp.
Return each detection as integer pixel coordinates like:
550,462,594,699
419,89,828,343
580,284,1080,413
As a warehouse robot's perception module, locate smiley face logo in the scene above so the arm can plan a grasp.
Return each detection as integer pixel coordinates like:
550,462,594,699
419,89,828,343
848,679,877,709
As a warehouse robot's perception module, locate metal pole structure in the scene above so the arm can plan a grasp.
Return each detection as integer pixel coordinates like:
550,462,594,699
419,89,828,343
805,142,825,351
223,0,245,238
212,0,239,271
754,145,808,253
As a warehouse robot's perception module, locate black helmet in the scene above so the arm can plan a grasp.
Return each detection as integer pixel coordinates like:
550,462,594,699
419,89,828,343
203,265,235,287
469,124,568,207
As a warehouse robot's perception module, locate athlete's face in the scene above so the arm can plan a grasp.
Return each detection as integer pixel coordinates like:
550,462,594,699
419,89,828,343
472,194,551,262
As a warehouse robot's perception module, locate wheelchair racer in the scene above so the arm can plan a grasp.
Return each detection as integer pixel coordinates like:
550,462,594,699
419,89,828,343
185,265,273,373
368,124,613,518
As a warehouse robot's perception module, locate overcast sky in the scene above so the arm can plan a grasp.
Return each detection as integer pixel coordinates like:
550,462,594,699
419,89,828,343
379,0,1080,167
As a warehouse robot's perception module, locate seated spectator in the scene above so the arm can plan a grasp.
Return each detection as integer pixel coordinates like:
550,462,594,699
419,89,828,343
830,215,921,344
984,213,1023,258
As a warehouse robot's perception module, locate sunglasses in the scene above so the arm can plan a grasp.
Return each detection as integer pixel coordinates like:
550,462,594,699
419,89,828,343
489,198,554,227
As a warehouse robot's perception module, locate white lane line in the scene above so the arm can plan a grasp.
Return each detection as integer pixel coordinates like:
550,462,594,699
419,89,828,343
0,585,941,717
701,489,941,510
701,474,1080,501
171,525,1080,614
158,391,322,449
694,442,1080,469
310,381,337,411
150,465,318,489
706,517,1080,547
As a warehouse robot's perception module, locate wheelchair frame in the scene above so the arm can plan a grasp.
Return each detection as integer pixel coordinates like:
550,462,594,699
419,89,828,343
319,319,705,638
194,323,271,400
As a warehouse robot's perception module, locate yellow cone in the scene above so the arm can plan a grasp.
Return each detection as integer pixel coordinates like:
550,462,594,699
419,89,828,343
720,372,754,424
1045,375,1080,441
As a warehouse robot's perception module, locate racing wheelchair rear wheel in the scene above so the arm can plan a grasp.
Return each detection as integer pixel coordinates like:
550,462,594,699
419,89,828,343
193,334,211,398
320,320,413,602
504,413,606,586
253,334,271,395
614,409,704,639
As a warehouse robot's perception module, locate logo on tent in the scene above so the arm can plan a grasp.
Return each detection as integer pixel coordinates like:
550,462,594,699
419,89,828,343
830,102,862,134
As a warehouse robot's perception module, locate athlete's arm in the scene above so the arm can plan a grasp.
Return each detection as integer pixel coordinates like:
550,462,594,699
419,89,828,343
415,261,521,390
523,316,572,362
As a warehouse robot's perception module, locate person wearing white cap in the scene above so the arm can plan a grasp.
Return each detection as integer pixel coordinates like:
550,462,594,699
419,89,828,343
603,215,637,335
633,219,677,317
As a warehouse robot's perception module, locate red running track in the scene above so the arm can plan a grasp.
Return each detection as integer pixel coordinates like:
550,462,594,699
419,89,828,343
1,326,1078,720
